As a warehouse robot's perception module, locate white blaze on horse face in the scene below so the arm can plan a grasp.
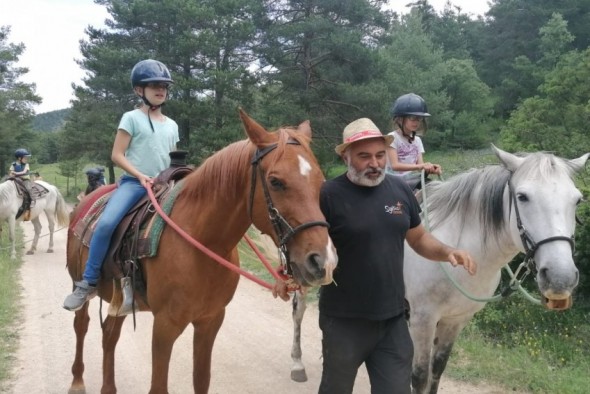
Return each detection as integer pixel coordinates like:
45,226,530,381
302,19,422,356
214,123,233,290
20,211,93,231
298,155,312,178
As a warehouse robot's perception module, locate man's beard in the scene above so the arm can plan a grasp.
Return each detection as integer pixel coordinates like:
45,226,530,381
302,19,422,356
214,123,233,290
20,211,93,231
347,164,385,187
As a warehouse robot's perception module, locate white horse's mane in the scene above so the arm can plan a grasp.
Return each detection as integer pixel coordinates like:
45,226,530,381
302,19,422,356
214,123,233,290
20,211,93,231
424,152,574,249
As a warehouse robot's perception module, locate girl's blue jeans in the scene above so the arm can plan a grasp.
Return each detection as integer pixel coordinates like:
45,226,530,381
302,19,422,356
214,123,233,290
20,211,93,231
83,175,146,285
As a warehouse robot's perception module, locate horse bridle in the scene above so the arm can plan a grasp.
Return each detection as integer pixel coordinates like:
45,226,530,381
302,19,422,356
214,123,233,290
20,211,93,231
249,140,330,276
508,181,575,276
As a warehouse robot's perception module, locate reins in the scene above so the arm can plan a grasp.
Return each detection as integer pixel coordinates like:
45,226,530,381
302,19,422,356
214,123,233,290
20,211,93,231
145,183,282,290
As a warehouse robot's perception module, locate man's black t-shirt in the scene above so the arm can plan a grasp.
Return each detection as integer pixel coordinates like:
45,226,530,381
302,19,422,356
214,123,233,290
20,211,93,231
319,173,421,320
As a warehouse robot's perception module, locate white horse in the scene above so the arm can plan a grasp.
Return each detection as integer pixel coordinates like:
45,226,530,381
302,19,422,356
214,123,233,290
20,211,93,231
0,179,70,259
287,146,588,392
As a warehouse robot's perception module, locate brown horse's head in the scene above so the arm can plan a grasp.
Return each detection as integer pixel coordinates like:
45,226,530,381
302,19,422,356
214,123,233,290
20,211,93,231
239,109,337,287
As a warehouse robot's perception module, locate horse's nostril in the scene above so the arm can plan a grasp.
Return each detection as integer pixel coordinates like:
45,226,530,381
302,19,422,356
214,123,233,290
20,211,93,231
307,253,324,273
539,267,549,283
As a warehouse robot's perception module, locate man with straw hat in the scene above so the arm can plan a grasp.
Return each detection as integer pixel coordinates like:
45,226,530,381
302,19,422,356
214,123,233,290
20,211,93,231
273,117,476,394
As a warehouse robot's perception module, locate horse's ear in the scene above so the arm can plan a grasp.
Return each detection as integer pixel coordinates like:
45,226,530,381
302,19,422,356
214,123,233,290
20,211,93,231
569,152,590,172
297,120,312,138
491,144,524,172
238,108,272,145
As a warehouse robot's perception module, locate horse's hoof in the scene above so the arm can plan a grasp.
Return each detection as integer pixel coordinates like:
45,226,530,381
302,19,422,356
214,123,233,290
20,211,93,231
26,250,34,255
291,368,308,382
68,386,86,394
47,249,54,253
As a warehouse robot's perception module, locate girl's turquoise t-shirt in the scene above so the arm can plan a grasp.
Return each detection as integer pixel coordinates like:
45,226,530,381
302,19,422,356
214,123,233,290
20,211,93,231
118,109,180,177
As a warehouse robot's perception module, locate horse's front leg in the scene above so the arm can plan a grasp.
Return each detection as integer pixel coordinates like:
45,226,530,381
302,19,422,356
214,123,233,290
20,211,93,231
26,217,41,255
149,312,188,394
68,303,91,394
192,311,225,394
101,315,127,394
428,319,469,394
409,313,437,394
290,288,308,382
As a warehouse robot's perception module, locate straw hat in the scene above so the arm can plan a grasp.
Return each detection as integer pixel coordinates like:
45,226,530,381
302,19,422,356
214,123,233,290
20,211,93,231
335,118,393,155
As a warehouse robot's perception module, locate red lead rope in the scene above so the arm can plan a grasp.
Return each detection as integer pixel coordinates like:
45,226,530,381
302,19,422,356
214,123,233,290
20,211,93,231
145,183,291,290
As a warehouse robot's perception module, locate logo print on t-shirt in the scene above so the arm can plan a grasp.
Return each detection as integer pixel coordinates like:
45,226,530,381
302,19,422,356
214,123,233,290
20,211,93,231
385,201,403,215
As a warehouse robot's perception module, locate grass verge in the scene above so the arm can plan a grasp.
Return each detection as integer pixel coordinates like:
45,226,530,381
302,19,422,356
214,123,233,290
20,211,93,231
448,320,590,394
0,226,23,391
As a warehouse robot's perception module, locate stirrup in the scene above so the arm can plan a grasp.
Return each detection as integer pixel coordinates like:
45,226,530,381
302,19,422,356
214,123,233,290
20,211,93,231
108,277,137,316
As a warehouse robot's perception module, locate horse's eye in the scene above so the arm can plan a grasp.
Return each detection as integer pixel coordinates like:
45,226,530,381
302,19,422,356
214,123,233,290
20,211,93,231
517,193,528,202
269,177,285,190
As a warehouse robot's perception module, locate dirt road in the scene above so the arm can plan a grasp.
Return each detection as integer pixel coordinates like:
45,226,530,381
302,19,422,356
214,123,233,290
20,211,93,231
7,221,509,393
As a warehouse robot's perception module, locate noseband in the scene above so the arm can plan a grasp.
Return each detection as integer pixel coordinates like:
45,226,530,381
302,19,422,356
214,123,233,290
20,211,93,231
509,181,575,274
249,140,330,276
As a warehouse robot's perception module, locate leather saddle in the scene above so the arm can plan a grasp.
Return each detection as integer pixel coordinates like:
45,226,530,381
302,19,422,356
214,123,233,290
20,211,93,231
11,178,49,220
71,162,193,307
11,178,49,200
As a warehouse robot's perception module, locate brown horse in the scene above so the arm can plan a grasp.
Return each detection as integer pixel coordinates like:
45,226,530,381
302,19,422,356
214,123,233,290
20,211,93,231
65,109,338,394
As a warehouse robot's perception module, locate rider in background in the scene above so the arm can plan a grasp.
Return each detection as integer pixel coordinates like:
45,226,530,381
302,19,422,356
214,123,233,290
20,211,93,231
9,148,34,219
63,59,179,311
85,167,106,195
387,93,442,187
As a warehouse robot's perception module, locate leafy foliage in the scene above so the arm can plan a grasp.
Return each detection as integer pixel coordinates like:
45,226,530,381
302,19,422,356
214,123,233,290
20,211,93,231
474,0,589,116
500,48,590,159
0,26,41,175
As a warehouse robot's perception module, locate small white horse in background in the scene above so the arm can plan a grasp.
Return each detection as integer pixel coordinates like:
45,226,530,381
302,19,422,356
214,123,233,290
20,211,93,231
286,145,588,393
0,179,69,259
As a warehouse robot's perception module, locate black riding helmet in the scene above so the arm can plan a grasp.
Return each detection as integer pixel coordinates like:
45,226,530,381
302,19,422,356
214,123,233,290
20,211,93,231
390,93,431,118
131,59,174,88
14,148,31,159
85,167,104,176
390,93,430,141
130,59,174,131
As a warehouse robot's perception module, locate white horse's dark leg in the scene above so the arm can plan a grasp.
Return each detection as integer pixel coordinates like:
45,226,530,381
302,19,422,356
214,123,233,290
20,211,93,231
428,320,468,394
409,314,437,394
290,288,308,382
26,217,41,255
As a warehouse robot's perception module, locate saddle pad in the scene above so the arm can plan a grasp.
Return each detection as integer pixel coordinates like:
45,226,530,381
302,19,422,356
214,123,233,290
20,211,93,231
31,182,49,199
70,184,117,231
72,188,116,246
11,179,49,200
138,179,185,259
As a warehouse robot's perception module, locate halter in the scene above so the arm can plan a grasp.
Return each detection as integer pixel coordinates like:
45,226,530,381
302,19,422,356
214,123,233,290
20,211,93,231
249,140,330,277
508,181,575,280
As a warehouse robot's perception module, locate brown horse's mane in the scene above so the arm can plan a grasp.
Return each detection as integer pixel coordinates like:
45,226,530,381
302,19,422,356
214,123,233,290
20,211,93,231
182,126,312,202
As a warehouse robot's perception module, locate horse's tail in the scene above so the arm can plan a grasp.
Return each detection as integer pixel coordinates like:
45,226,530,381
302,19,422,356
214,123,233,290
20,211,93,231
54,188,70,228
